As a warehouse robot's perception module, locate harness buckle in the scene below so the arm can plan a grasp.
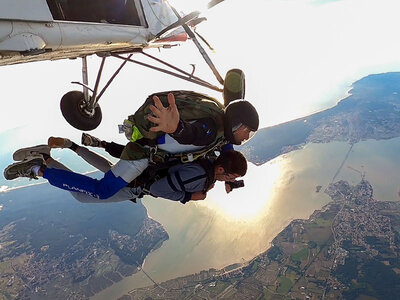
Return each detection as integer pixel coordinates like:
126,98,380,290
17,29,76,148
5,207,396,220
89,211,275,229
149,146,158,164
181,153,194,163
141,187,151,196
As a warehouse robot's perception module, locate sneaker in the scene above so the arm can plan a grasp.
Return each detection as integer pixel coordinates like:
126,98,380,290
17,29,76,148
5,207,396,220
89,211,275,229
13,144,50,161
3,157,45,180
81,133,102,147
48,137,72,149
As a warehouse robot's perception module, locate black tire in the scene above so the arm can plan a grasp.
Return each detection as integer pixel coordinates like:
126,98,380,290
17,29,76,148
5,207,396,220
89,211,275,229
60,91,102,131
223,68,246,106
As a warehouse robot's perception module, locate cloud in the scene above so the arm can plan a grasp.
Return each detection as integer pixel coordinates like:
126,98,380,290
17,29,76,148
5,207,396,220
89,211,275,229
0,182,47,193
0,185,8,193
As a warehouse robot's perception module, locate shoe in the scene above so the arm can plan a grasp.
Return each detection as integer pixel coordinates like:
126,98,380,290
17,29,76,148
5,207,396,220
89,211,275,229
81,133,102,147
13,145,50,161
4,157,45,180
48,137,72,149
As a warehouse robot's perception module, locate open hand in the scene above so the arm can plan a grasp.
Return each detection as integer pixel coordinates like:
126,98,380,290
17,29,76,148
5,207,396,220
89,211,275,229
148,93,180,133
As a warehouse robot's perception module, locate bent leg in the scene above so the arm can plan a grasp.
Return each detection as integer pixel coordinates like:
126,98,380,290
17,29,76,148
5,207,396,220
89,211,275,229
76,146,113,173
47,159,139,203
71,189,139,203
43,168,127,199
110,158,149,183
43,158,148,199
104,142,125,158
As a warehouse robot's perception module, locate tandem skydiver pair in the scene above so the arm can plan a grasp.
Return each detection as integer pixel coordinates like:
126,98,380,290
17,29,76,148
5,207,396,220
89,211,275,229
4,91,259,204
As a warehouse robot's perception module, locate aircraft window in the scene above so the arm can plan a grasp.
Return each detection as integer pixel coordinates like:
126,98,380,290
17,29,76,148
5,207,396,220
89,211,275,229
46,0,143,26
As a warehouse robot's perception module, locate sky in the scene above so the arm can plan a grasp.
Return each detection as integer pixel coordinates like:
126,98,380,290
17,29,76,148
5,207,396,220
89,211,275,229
1,0,400,178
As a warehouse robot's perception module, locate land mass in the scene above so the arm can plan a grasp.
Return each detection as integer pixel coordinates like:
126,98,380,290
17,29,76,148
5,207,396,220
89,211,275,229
241,72,400,165
122,179,400,299
2,72,400,299
0,184,169,300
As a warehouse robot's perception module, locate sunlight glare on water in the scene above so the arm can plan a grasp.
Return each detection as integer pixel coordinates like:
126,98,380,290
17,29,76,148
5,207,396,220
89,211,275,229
203,159,283,220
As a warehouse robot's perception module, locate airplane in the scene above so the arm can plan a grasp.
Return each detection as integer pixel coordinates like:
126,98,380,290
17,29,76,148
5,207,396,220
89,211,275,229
0,0,245,130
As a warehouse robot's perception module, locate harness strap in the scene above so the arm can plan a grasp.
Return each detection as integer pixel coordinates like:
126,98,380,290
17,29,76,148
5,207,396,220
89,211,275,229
167,174,179,192
167,137,226,163
195,159,216,193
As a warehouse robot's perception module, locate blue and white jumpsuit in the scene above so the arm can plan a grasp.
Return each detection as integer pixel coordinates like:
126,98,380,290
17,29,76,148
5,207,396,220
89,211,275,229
43,118,224,200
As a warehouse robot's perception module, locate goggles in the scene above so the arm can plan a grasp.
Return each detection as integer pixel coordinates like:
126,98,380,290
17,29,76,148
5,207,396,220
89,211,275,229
232,123,256,145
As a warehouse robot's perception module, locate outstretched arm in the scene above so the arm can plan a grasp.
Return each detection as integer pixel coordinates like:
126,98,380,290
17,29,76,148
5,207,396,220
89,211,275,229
147,93,217,146
148,93,180,133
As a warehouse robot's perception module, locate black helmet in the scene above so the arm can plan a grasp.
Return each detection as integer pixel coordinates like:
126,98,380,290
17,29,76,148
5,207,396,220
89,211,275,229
224,100,259,145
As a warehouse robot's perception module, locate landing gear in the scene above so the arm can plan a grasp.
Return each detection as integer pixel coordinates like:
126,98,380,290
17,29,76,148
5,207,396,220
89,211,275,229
60,56,106,131
60,19,247,131
61,54,134,130
60,91,102,131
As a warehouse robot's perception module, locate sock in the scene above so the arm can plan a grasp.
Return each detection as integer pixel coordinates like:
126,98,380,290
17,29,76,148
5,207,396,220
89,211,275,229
31,166,41,176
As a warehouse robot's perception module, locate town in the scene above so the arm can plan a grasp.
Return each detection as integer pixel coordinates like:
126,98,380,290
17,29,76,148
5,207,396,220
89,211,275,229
0,214,168,300
124,179,400,299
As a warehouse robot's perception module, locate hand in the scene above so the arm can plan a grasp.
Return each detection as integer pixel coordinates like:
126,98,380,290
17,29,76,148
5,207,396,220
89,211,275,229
191,191,207,201
207,183,215,192
225,182,232,194
148,93,180,133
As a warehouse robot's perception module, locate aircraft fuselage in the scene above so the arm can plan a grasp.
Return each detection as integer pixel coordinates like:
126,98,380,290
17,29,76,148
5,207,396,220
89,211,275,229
0,0,178,66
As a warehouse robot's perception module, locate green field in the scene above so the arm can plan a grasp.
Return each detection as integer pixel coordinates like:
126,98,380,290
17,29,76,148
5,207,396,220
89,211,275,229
291,247,309,263
286,270,299,282
303,226,332,246
251,261,259,272
0,261,9,273
315,217,333,227
277,276,292,294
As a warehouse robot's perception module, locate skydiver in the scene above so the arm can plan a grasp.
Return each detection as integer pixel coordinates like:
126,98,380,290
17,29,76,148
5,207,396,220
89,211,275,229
79,133,245,193
3,92,258,200
4,140,247,203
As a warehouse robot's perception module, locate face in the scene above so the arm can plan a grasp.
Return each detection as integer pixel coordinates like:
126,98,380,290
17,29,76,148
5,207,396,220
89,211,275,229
215,168,241,182
233,124,254,145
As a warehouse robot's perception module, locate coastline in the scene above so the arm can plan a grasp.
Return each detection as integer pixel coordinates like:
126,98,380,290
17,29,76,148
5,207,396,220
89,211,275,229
122,178,400,299
93,135,400,299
